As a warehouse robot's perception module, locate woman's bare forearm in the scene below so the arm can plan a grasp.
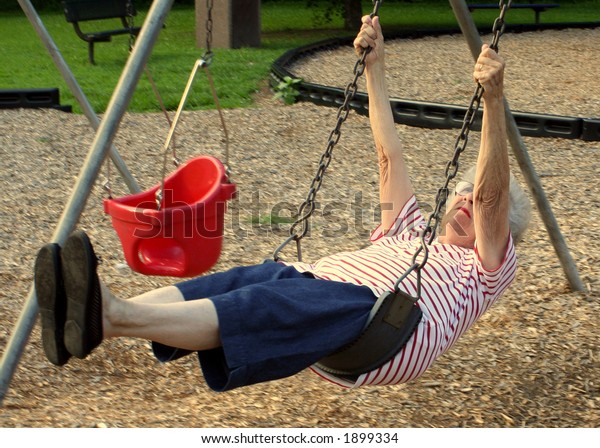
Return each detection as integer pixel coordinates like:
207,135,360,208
473,47,511,269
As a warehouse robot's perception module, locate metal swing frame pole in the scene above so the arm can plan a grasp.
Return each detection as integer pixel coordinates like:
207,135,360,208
448,0,584,292
17,0,141,195
0,0,176,405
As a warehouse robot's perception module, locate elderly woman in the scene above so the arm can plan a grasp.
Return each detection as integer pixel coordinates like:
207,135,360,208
34,16,530,391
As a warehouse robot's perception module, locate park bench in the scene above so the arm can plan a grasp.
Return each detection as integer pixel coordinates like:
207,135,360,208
467,3,560,24
62,0,142,64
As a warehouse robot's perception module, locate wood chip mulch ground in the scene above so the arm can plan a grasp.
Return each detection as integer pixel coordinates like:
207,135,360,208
0,28,598,428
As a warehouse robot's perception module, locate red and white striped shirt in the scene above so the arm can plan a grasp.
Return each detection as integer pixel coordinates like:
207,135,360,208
289,195,517,388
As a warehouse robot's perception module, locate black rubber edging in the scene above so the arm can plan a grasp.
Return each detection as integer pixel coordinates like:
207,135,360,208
271,22,600,141
0,88,72,112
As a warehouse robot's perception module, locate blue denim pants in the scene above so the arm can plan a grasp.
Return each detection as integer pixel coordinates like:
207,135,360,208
152,262,375,392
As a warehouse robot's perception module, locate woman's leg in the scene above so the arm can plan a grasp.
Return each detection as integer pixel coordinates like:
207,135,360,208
125,284,186,304
195,274,376,392
125,263,297,306
101,283,221,351
103,264,299,349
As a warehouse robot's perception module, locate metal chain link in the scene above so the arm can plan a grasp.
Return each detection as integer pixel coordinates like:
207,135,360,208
104,0,137,198
202,0,214,67
126,0,136,52
124,0,175,154
202,0,230,176
155,0,231,210
165,0,214,167
396,0,512,294
274,0,383,261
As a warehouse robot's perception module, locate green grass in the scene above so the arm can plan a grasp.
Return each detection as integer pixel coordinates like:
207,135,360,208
2,1,599,114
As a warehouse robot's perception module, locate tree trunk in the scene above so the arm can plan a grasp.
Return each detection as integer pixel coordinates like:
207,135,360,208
343,0,362,30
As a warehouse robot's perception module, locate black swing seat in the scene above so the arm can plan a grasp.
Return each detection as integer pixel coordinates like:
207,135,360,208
315,289,423,379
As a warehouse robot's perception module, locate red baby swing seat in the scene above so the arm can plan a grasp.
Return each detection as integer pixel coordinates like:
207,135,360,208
103,54,235,278
104,155,236,277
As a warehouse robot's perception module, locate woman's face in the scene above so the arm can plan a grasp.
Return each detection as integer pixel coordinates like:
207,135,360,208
439,182,476,248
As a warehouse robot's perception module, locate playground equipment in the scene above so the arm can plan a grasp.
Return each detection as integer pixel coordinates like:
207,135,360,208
0,0,585,404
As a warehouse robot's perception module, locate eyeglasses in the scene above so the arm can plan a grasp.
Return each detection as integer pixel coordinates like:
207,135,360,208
454,181,474,196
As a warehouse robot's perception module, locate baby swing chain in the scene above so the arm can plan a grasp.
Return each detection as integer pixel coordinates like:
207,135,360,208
155,0,231,211
103,0,178,199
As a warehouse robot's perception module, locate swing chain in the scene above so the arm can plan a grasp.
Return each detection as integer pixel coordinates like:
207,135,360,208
399,0,512,295
201,0,214,67
165,0,215,168
274,0,383,262
155,0,230,211
199,0,230,175
125,0,179,162
490,0,512,52
126,0,136,52
104,0,136,199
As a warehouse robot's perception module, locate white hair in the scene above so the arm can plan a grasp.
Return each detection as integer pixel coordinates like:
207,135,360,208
450,165,532,244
